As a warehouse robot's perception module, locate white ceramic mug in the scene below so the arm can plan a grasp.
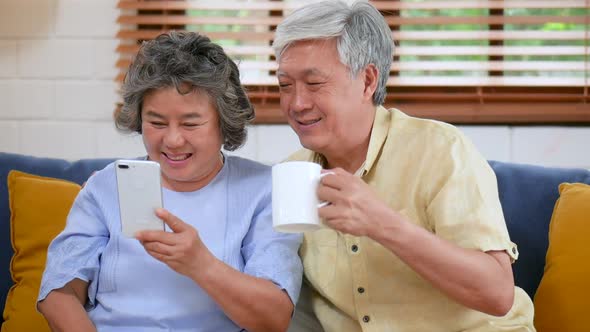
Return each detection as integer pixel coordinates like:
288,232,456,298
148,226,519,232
272,161,330,233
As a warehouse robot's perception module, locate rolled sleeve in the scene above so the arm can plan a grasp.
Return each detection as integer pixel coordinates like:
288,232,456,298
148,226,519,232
426,134,516,260
37,181,109,308
241,196,303,305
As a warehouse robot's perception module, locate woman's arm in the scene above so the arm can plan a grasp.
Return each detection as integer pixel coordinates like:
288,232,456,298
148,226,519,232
193,254,293,332
136,209,295,332
38,278,97,332
38,170,111,332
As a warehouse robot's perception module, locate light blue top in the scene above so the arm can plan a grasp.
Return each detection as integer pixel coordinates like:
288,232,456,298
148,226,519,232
38,155,303,332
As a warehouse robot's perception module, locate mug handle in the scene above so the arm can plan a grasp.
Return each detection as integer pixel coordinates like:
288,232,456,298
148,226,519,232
317,172,335,208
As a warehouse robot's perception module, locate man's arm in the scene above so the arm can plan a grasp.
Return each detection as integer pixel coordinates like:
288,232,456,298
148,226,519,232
371,212,514,316
38,278,97,332
317,168,515,316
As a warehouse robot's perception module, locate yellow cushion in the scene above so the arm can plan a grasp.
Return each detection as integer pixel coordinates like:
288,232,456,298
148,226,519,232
2,171,80,332
534,182,590,332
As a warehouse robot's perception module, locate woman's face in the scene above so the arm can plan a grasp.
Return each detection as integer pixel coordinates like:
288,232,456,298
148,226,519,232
141,86,224,192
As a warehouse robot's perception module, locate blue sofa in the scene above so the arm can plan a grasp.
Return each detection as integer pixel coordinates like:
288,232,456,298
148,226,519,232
1,151,590,326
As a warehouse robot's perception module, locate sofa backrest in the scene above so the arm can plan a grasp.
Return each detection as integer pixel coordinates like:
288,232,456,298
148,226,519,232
1,152,590,321
489,160,590,299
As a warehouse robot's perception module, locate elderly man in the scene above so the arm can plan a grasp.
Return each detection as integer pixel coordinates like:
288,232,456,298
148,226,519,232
273,1,536,331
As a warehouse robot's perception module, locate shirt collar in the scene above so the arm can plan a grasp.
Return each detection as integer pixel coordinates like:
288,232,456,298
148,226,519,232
309,105,391,177
360,105,391,176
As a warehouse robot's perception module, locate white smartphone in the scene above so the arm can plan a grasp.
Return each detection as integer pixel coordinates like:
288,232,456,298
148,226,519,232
115,160,164,237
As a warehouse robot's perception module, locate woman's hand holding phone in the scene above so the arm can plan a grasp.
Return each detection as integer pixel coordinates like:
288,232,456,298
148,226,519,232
135,209,214,281
115,160,164,237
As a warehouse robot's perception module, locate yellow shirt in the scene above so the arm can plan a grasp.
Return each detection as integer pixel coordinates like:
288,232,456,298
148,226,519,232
289,107,535,332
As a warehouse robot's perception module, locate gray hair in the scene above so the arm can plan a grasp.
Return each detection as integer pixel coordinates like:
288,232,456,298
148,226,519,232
116,31,254,151
272,0,393,105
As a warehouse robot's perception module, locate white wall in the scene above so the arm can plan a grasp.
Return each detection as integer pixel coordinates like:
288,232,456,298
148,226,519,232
1,0,589,168
0,0,144,161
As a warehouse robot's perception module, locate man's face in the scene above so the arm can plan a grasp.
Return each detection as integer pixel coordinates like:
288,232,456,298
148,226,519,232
277,39,374,156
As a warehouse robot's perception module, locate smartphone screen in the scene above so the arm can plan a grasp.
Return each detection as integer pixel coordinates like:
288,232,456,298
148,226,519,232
115,160,164,237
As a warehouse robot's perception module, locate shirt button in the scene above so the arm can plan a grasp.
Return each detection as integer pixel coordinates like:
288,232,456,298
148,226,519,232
512,247,517,255
357,287,365,294
351,244,359,252
363,315,370,323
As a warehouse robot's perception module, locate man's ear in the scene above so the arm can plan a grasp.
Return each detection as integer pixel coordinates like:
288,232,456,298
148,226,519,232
362,64,379,102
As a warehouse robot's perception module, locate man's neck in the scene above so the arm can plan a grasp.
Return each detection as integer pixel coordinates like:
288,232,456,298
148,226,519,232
321,104,376,173
324,133,371,174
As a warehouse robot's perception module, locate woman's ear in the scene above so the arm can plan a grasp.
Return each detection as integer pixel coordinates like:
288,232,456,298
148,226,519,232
362,64,379,102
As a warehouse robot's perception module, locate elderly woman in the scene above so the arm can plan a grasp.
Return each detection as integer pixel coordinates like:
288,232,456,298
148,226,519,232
36,32,302,332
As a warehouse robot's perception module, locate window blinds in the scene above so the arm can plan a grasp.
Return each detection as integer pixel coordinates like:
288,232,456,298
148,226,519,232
116,0,590,123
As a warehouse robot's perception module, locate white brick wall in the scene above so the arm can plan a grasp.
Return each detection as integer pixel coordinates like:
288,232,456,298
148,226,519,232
55,81,118,120
0,121,19,152
0,0,55,38
0,80,55,119
55,0,119,38
511,127,590,168
0,0,589,168
0,41,17,77
18,121,97,160
95,122,145,159
0,0,139,159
